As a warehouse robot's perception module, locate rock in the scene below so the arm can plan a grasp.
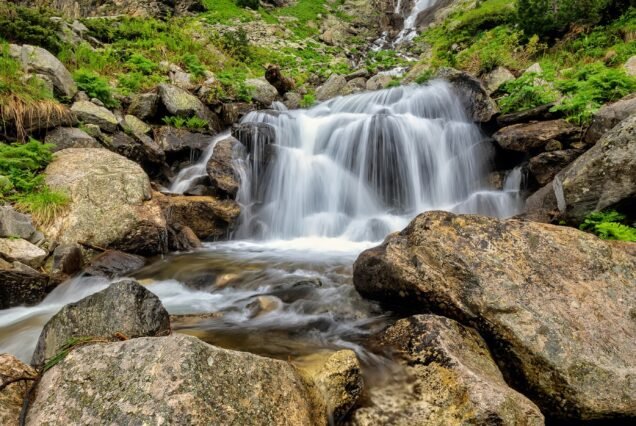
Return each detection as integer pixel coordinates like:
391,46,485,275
524,62,543,74
2,104,74,138
365,74,392,91
493,119,581,153
18,0,204,19
351,315,544,425
245,78,279,107
283,92,302,109
206,137,240,198
524,182,560,223
43,148,167,255
316,74,347,101
585,93,636,144
169,68,195,91
342,77,367,95
265,64,295,95
71,101,118,133
232,122,276,154
0,261,55,309
345,69,369,80
544,139,562,151
158,194,240,240
121,114,151,136
0,205,36,240
0,354,38,426
436,68,498,122
219,102,255,127
553,113,636,221
496,103,562,127
50,243,82,279
10,44,77,99
31,279,170,368
28,335,325,425
0,238,47,268
83,250,146,278
44,127,101,151
353,211,636,421
167,223,201,251
528,149,584,185
158,83,211,119
154,126,212,163
106,131,166,177
481,66,515,94
623,55,636,76
128,92,160,121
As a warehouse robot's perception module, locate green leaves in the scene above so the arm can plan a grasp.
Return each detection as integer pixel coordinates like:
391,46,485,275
498,73,560,113
74,69,119,108
580,210,636,242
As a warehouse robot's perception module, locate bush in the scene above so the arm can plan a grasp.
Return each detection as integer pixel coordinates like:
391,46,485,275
0,3,64,54
0,138,51,196
74,69,119,108
498,73,560,113
300,93,316,108
220,29,251,61
182,54,206,78
126,53,157,75
579,210,636,241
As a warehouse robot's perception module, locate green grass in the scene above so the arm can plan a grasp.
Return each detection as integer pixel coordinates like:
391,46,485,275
15,187,69,227
579,210,636,242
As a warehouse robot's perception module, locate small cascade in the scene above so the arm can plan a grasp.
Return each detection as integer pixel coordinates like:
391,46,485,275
394,0,438,44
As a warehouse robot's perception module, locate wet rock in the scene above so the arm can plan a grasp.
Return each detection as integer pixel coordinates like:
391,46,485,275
366,74,392,91
353,211,636,421
436,67,498,122
158,83,210,119
493,119,581,153
43,148,167,256
167,223,202,251
44,127,101,151
0,205,37,240
220,102,255,127
31,279,170,368
528,149,584,186
106,131,166,178
51,243,82,279
245,78,279,107
0,261,55,309
28,335,325,425
481,66,515,94
232,122,276,154
351,315,544,425
128,92,160,121
552,113,636,221
524,182,560,223
154,126,212,163
0,354,38,426
70,101,118,133
206,137,240,198
265,64,295,96
83,250,146,278
247,295,283,317
0,238,47,268
316,74,347,101
585,93,636,144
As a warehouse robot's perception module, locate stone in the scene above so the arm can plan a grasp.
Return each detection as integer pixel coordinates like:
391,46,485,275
524,62,543,74
351,315,544,425
158,83,210,119
154,126,212,163
70,101,118,133
283,92,302,109
0,354,38,426
481,66,515,94
10,44,77,99
342,77,367,95
245,78,279,107
585,93,636,144
365,74,392,91
345,69,369,80
51,243,82,279
206,137,240,198
83,250,146,278
493,119,581,153
128,92,160,121
436,67,498,122
219,102,255,127
624,55,636,76
497,102,562,126
105,132,167,178
0,261,55,309
0,205,36,240
528,149,584,186
31,280,170,368
316,74,347,101
524,182,560,223
28,335,325,425
121,114,151,136
353,211,636,421
43,148,167,256
553,113,636,221
544,139,562,151
0,238,47,268
167,223,202,251
44,127,101,151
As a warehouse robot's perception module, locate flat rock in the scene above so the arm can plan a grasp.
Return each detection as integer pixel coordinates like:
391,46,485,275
44,127,101,151
493,119,581,153
0,354,38,426
0,238,47,268
83,250,146,278
353,211,636,421
70,101,118,133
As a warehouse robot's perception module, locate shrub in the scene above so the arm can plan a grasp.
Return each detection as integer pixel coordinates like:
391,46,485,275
182,54,206,78
579,210,636,241
220,29,251,61
126,53,157,75
162,116,208,130
498,73,560,113
300,93,316,108
74,69,118,108
456,26,526,74
0,3,64,54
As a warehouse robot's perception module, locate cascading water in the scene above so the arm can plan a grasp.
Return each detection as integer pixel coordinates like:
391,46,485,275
394,0,437,44
235,80,523,242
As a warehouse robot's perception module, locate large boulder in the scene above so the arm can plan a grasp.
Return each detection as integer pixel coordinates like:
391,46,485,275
245,78,279,107
353,211,636,421
528,149,584,186
27,334,326,425
493,119,581,153
0,238,47,268
316,74,347,101
206,137,240,198
0,354,38,426
351,315,544,425
70,101,118,133
585,93,636,144
158,83,211,120
10,44,77,99
44,127,102,151
31,280,170,368
551,113,636,221
43,148,168,255
436,68,498,122
0,260,55,309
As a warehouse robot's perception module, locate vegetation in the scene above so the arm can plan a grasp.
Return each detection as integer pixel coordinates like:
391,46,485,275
0,3,64,54
73,69,119,108
498,73,560,113
162,116,209,130
580,210,636,241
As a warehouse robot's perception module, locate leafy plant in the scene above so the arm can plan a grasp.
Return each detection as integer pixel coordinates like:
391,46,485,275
498,73,560,113
126,53,157,75
162,116,208,130
182,54,206,78
73,69,118,108
0,3,64,54
300,93,316,108
580,210,636,241
220,29,251,61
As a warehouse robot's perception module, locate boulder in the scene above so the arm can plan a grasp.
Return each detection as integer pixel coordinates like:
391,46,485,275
43,148,168,256
496,103,561,127
436,68,498,122
524,182,560,223
232,122,276,154
83,250,146,278
128,92,160,121
528,149,584,186
44,127,101,151
350,315,544,425
154,126,212,163
342,77,367,95
316,74,347,101
105,131,166,177
624,55,636,77
50,243,82,280
31,280,170,368
70,101,118,133
585,93,636,144
493,119,581,153
245,78,279,107
365,74,392,91
10,44,77,99
481,66,515,94
28,335,326,425
121,114,151,136
0,354,38,426
552,113,636,221
220,102,255,127
0,238,47,268
0,261,55,309
158,83,211,119
206,137,240,198
353,211,636,421
0,205,37,240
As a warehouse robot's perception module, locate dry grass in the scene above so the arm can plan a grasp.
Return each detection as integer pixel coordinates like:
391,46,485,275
0,95,72,141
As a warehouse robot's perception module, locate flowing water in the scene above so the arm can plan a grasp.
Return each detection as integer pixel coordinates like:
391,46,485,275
0,82,523,382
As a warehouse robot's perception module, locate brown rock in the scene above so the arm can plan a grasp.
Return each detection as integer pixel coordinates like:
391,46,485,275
493,120,581,153
206,137,240,198
0,262,56,309
83,250,146,278
528,149,584,186
585,93,636,144
0,354,37,426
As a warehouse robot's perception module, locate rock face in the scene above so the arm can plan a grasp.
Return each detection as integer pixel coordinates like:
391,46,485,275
436,68,498,122
585,93,636,144
206,137,240,198
0,238,47,268
493,119,580,153
552,113,636,221
28,335,326,425
316,74,347,101
351,315,544,425
528,149,583,186
70,101,118,133
43,148,168,256
159,194,240,240
31,280,170,368
353,211,636,421
44,127,101,151
0,354,38,426
10,44,77,99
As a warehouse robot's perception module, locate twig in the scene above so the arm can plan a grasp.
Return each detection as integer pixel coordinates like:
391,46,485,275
0,376,37,392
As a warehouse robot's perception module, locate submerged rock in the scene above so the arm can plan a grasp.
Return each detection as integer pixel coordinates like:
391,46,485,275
0,354,37,426
31,280,170,368
351,315,544,425
354,211,636,421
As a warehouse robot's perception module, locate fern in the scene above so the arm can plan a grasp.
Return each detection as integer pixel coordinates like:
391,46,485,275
579,210,636,242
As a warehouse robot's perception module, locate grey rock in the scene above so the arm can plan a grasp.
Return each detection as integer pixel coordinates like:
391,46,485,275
128,92,160,121
0,261,56,309
51,243,82,279
44,127,101,151
0,205,36,240
365,74,392,91
585,93,636,144
71,101,118,133
316,74,347,101
245,78,279,107
206,137,240,198
158,83,210,119
528,149,584,186
10,44,77,99
436,67,498,122
481,66,515,94
84,250,146,278
0,238,47,268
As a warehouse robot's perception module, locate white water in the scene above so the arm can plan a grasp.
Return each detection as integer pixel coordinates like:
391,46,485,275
394,0,437,44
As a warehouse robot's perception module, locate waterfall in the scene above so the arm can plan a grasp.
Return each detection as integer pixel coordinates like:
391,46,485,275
234,81,523,242
394,0,438,44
